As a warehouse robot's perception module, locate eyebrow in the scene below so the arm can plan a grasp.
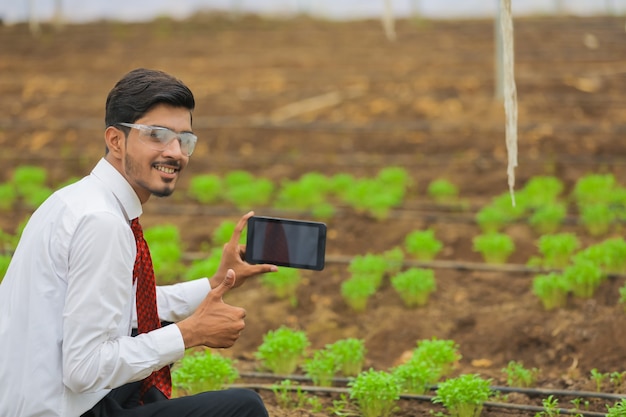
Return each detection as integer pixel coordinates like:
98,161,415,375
150,124,195,134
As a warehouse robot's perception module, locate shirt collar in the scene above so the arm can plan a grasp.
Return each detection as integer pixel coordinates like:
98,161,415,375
90,158,142,221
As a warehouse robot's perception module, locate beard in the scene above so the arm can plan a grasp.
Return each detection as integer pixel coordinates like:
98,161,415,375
124,153,176,198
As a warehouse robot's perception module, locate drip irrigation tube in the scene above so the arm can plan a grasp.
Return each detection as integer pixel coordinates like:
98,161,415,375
235,372,625,416
231,381,612,417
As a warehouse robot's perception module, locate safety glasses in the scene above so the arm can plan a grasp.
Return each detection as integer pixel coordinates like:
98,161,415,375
117,123,197,157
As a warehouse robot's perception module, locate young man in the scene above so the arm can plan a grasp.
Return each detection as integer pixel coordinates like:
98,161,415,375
0,68,276,417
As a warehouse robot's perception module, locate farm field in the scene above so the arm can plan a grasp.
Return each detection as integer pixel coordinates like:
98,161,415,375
2,12,626,416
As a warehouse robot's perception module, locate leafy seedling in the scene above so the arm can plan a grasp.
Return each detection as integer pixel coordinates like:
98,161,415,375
348,368,400,417
404,229,443,261
472,233,515,264
171,349,238,394
255,326,310,375
390,267,436,308
432,373,492,417
327,338,366,377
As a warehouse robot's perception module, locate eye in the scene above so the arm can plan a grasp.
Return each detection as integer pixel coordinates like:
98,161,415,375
148,128,169,143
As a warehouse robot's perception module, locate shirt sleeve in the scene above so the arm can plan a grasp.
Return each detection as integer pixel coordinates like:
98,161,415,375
155,278,211,323
62,212,185,393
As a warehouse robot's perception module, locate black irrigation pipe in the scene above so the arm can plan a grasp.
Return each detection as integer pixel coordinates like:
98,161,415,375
230,381,614,417
239,371,626,402
181,251,626,280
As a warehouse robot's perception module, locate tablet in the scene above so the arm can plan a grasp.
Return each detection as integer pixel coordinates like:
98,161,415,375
245,216,326,270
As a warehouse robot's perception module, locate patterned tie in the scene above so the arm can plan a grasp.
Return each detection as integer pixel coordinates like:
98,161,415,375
130,218,172,400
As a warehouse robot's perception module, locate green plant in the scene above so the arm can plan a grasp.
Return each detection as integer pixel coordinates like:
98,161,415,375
529,203,566,234
271,379,312,410
348,368,400,417
343,178,402,220
472,233,515,264
579,203,616,236
428,178,459,204
521,175,564,208
211,220,237,245
562,259,604,299
537,394,560,417
222,170,274,210
260,267,301,306
607,399,626,417
432,373,492,417
392,358,441,394
404,229,443,261
529,233,580,269
171,349,238,394
188,174,222,204
0,254,11,283
594,238,626,274
382,246,405,276
590,368,608,392
348,253,388,289
12,165,52,209
501,360,539,387
572,173,616,207
302,348,339,387
144,224,184,283
412,337,461,377
390,267,436,308
13,165,47,189
610,371,625,389
475,205,510,234
0,182,17,210
255,326,310,375
329,173,356,195
494,192,529,216
620,286,626,313
275,172,333,219
532,273,570,310
184,248,221,281
340,277,376,312
327,338,366,377
0,229,18,253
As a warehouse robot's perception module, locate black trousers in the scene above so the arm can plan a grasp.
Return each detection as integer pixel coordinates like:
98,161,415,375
81,381,269,417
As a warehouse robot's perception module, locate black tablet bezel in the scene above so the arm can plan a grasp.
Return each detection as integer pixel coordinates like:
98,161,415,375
245,216,326,271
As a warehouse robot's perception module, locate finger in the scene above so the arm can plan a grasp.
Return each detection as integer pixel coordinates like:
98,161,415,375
212,269,236,299
230,211,254,244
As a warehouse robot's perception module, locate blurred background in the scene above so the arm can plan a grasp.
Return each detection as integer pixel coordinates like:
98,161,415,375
2,1,626,397
3,0,626,24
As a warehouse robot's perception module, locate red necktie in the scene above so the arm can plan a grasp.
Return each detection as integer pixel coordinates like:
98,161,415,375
130,218,172,399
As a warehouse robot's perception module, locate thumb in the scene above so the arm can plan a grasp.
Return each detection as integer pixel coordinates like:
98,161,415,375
212,269,236,299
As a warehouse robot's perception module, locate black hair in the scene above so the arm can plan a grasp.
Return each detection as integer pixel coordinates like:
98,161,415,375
105,68,195,128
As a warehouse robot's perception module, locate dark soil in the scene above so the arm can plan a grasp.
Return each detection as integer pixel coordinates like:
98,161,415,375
2,13,626,416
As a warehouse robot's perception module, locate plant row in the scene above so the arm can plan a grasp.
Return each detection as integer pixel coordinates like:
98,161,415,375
3,214,626,312
172,329,626,417
5,166,626,236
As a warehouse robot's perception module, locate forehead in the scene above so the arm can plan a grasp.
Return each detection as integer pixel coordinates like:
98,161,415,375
136,103,192,131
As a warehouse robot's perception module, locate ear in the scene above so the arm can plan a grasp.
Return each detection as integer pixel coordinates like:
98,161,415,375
104,126,125,159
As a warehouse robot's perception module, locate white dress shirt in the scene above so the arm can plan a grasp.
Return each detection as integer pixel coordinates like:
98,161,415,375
0,158,211,417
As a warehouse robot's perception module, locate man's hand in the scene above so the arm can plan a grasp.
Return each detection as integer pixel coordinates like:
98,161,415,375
210,211,277,290
177,269,246,349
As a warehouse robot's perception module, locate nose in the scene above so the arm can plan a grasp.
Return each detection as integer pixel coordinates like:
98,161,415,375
161,136,185,157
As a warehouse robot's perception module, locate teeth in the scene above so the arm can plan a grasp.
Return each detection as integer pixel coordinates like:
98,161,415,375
156,166,176,174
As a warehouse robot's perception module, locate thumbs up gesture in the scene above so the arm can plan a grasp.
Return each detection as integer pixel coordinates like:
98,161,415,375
177,269,246,349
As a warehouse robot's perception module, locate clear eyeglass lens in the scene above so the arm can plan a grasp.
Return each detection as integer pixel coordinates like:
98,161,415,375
125,124,196,156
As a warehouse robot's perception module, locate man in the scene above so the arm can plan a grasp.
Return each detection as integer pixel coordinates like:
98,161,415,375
0,68,276,416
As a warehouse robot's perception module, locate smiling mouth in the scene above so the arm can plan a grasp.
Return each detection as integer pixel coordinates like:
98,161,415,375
154,164,179,175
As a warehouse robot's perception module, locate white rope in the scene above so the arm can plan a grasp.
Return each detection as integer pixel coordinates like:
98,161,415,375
500,0,518,206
